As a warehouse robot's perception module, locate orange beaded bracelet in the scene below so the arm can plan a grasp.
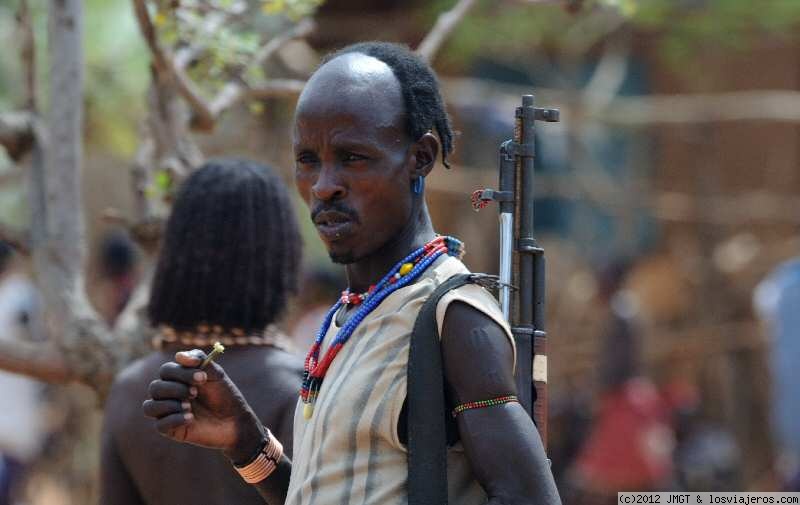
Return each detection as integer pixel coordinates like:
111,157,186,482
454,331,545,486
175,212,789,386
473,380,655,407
451,395,518,417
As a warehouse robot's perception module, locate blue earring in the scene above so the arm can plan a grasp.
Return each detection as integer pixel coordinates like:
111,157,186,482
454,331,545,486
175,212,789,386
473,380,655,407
413,176,424,194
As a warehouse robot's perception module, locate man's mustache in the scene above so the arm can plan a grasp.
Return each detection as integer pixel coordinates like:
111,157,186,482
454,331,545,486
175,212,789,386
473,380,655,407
310,203,360,224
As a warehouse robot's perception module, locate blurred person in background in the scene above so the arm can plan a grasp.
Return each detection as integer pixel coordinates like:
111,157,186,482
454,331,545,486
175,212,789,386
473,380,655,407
93,229,139,326
100,159,304,505
565,261,676,504
754,257,800,490
0,241,46,505
669,384,741,493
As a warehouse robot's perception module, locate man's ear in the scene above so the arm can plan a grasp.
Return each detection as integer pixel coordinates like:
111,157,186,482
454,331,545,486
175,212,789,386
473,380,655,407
410,132,439,179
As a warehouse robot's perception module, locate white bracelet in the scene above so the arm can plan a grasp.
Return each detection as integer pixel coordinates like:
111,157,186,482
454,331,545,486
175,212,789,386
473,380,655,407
234,430,284,484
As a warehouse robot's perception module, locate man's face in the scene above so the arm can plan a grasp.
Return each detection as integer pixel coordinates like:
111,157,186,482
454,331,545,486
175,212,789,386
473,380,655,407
293,54,415,264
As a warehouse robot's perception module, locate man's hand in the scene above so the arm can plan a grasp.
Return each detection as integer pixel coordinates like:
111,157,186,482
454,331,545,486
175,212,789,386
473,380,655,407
142,350,266,463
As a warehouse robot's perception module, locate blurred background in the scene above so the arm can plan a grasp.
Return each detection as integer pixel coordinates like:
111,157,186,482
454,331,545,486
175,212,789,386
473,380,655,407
1,0,799,503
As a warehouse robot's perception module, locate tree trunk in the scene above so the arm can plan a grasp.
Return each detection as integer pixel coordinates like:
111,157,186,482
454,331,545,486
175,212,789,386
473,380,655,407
33,0,117,396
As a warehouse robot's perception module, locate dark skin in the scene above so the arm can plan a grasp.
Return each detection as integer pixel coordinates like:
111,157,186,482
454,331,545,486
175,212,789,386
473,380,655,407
144,53,561,504
103,346,301,505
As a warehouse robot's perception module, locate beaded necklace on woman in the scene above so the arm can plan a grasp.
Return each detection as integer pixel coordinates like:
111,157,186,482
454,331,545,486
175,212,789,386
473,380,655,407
300,235,464,419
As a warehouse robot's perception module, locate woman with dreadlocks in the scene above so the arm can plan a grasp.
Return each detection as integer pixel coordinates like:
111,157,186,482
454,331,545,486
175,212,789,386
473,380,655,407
100,158,304,505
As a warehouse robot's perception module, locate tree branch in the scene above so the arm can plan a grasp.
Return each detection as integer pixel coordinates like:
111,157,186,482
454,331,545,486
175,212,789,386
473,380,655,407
16,0,37,111
0,224,29,254
440,77,800,124
0,339,73,384
0,111,34,161
581,32,630,112
591,90,800,125
207,18,315,119
130,0,215,131
247,78,307,99
416,0,478,62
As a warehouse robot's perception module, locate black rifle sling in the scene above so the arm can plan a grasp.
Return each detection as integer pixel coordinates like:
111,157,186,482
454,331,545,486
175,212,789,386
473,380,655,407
407,273,475,505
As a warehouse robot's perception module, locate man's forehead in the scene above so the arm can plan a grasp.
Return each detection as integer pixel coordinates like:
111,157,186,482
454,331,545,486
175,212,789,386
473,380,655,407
295,53,405,129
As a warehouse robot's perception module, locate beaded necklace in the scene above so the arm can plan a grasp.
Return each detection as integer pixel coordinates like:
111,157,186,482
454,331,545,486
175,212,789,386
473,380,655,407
339,285,375,306
300,235,464,419
152,324,291,351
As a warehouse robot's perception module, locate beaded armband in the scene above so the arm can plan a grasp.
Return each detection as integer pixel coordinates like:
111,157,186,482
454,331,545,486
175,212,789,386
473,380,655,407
234,430,284,484
451,395,518,417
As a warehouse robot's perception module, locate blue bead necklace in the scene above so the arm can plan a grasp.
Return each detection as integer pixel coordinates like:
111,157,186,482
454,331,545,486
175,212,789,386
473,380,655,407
300,235,464,419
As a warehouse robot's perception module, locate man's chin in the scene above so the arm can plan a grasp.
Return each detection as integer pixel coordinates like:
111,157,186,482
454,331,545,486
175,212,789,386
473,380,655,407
328,249,356,265
329,252,355,264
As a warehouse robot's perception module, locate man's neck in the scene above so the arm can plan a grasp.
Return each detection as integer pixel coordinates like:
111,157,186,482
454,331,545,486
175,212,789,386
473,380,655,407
345,203,435,294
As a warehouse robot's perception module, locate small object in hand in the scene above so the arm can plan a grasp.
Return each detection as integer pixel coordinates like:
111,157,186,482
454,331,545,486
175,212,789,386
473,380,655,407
201,342,225,368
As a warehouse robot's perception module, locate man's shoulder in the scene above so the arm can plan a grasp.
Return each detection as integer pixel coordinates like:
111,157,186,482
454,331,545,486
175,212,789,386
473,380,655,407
433,269,511,338
116,351,164,385
104,352,168,433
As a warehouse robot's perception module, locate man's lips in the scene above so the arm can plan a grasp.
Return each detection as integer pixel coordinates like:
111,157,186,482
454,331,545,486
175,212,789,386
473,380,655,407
316,221,354,241
313,210,355,241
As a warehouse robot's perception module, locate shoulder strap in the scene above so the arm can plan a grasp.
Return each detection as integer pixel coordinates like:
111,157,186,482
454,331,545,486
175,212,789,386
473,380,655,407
406,273,478,505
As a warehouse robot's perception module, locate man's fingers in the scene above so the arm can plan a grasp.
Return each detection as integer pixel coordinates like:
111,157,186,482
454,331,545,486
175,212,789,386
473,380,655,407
175,350,205,367
201,360,226,381
148,379,193,401
172,350,226,381
159,361,208,385
142,399,190,419
155,412,194,439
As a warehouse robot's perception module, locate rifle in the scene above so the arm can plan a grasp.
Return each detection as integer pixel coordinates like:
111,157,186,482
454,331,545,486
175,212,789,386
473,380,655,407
472,94,559,449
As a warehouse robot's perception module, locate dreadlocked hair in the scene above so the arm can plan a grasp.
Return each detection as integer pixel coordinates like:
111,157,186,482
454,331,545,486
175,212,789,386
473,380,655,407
321,41,455,168
148,158,302,334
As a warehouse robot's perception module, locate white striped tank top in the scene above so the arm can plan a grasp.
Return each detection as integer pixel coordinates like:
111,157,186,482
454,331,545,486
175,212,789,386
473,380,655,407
285,255,515,505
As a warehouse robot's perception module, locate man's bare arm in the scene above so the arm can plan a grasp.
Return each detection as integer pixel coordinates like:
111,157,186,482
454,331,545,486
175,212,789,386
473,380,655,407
442,301,561,505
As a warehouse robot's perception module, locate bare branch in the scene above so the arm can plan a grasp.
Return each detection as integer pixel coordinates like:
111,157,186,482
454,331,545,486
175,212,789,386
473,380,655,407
581,32,630,111
0,339,73,384
27,0,121,396
427,162,800,225
27,119,47,251
130,0,215,131
561,4,627,55
416,0,478,62
440,77,800,125
16,0,37,111
592,90,800,125
0,167,23,188
0,223,29,254
208,18,315,119
0,111,34,161
247,78,306,99
102,207,164,254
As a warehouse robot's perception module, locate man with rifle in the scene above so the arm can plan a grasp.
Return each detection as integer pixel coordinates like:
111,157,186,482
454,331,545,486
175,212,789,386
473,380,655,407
142,42,560,505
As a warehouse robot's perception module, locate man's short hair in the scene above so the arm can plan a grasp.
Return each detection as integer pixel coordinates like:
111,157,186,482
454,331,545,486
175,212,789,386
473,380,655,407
148,158,302,333
322,41,455,167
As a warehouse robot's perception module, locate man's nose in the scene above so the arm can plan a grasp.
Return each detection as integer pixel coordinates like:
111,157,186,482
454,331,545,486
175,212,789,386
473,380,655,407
311,164,346,201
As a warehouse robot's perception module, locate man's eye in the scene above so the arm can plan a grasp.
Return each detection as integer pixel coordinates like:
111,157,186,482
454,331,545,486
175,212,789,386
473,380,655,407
296,154,317,164
343,153,368,162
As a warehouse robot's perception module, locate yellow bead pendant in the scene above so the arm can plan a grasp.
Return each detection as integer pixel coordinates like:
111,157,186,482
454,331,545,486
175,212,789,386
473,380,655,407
399,263,414,276
303,402,314,420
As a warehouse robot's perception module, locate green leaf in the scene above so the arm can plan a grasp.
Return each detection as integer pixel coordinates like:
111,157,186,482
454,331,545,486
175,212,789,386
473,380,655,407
155,170,172,192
